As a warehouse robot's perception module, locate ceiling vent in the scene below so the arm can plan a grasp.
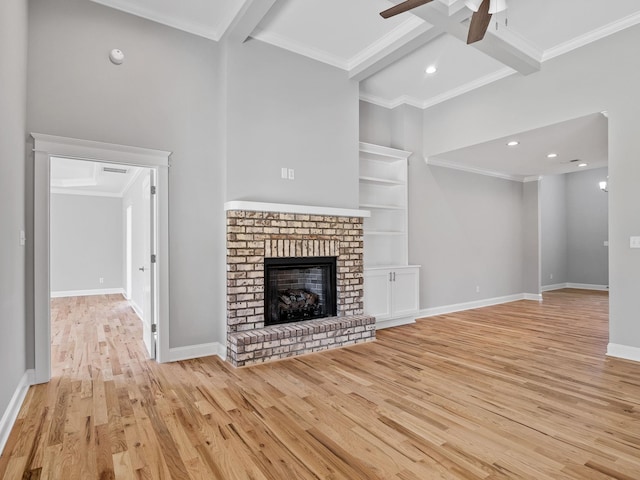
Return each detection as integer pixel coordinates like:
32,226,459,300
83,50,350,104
102,166,128,174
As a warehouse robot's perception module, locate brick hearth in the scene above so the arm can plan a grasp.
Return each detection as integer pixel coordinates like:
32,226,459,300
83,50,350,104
225,207,374,366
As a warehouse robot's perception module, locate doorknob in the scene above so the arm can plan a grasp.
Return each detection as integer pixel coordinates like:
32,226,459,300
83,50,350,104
138,266,145,272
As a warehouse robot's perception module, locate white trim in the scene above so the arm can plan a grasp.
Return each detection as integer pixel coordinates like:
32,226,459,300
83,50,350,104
421,67,515,110
50,188,124,198
524,293,543,301
360,142,412,160
523,176,542,183
425,157,524,182
128,299,143,321
566,283,609,291
375,316,416,330
543,11,640,62
542,282,609,292
0,370,34,456
541,283,567,292
358,93,401,110
224,201,370,218
607,343,640,363
51,288,125,298
168,342,226,362
31,133,171,386
417,293,536,318
346,17,426,70
251,29,348,70
89,0,223,41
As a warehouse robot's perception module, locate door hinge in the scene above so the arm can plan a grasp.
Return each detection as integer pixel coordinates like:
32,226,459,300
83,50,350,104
151,254,157,264
151,185,156,195
151,324,157,333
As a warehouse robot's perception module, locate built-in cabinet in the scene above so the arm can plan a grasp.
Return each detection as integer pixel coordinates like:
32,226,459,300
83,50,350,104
359,142,420,328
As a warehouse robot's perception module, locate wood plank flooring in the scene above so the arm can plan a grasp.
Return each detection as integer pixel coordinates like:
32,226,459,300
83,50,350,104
1,290,639,479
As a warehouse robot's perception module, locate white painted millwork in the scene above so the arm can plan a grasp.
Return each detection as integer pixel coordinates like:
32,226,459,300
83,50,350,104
31,133,171,384
364,266,420,329
360,142,420,327
224,201,370,218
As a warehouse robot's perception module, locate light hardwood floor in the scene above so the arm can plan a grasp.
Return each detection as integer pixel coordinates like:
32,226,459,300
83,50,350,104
1,290,639,479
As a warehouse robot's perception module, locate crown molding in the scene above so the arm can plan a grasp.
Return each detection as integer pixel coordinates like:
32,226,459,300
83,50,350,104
90,0,221,41
358,93,399,109
50,188,124,198
251,29,348,70
346,17,427,71
425,157,525,182
542,11,640,62
421,67,515,109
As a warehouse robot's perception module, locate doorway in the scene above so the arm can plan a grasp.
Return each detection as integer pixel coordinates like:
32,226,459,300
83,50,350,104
31,133,170,384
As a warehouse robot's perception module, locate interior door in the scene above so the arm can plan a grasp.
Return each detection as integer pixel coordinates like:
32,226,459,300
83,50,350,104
141,172,156,359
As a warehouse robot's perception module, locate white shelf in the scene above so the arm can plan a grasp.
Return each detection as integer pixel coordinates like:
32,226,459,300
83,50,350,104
359,176,404,186
359,203,404,210
224,200,370,218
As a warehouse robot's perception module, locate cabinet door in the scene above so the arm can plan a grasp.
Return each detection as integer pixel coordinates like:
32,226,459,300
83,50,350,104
363,269,392,320
391,268,419,318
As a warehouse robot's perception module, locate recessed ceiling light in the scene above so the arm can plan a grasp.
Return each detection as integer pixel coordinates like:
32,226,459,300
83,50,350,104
547,153,558,159
506,141,519,147
578,163,588,167
425,65,437,75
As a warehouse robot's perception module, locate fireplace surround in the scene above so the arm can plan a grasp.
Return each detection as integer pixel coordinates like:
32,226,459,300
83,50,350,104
225,201,375,366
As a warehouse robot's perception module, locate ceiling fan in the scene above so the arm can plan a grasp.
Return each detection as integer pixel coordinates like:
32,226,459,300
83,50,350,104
380,0,507,44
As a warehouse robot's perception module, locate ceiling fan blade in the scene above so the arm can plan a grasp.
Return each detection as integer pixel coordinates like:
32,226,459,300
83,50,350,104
380,0,434,19
467,0,492,44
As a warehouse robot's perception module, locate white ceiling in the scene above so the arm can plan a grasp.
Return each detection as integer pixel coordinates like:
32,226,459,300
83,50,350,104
427,112,609,181
51,157,143,197
86,0,635,178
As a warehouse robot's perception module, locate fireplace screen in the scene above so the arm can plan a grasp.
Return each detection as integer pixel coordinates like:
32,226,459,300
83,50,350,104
264,256,337,326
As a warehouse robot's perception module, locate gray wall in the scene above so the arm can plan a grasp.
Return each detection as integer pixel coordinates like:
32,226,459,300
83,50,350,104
0,0,28,430
566,167,609,285
540,175,568,286
28,0,223,349
226,39,359,209
50,194,123,292
122,171,150,314
522,181,540,295
361,103,531,309
420,25,640,349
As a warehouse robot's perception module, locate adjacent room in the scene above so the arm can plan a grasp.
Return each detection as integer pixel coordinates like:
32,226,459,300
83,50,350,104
2,0,639,478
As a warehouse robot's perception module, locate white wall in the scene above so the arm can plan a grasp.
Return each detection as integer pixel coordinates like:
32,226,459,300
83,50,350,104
50,194,123,293
27,0,223,350
122,170,150,315
0,0,28,436
420,25,640,350
226,39,360,209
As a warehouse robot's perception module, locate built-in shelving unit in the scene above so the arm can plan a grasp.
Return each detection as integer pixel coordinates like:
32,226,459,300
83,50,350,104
359,142,420,329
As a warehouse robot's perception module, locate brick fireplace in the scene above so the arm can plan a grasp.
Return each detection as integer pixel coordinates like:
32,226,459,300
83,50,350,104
225,202,374,366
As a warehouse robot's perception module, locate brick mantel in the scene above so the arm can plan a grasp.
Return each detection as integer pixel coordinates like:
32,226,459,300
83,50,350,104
225,204,374,366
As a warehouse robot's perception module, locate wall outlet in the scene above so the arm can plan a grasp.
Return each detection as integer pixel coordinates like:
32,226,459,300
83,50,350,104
99,277,104,284
475,285,480,293
19,230,26,246
281,167,288,179
550,273,553,280
288,168,295,180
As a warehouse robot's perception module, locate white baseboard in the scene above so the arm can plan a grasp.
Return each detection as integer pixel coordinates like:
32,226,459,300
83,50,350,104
168,342,226,362
129,300,143,321
607,343,640,363
542,283,608,292
541,283,568,292
417,293,532,318
51,288,125,298
524,293,543,301
0,369,34,456
375,316,416,330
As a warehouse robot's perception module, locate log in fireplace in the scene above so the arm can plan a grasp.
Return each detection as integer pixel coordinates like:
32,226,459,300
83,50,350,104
264,256,337,326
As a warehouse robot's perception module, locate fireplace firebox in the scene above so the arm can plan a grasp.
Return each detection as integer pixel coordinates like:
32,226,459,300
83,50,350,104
264,257,337,326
